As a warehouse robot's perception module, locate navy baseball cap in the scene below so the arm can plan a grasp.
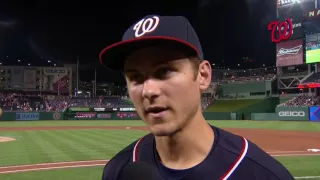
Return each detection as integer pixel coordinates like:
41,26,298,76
99,15,204,71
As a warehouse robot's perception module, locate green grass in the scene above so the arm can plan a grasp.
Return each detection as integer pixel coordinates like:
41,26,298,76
0,120,319,179
277,156,320,177
306,49,320,64
209,120,320,132
0,129,147,166
1,120,320,132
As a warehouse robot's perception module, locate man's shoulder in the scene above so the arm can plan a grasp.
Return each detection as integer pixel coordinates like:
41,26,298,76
101,140,136,180
101,133,154,180
215,127,294,179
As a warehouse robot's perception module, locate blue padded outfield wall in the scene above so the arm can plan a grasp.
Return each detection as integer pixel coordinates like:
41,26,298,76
309,106,320,122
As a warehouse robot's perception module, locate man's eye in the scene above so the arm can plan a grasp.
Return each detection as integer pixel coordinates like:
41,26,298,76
155,68,174,79
130,74,145,84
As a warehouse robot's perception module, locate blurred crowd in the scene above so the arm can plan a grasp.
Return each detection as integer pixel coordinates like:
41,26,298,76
219,75,276,84
0,92,133,112
302,72,320,84
201,95,214,110
278,94,320,107
0,92,215,112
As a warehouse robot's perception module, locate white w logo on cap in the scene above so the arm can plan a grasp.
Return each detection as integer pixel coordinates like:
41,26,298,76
133,16,160,37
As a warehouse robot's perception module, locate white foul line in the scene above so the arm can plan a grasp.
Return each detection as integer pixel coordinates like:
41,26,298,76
0,152,319,179
0,163,106,174
0,160,108,169
295,176,320,179
272,153,320,157
267,150,311,154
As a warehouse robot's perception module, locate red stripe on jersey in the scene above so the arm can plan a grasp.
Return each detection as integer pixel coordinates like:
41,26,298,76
221,137,249,180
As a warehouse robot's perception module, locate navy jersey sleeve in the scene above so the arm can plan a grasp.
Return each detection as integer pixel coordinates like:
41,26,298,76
101,141,137,180
233,140,295,180
215,127,294,180
233,157,295,180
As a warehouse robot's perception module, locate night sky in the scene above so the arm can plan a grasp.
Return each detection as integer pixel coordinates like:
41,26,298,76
0,0,276,83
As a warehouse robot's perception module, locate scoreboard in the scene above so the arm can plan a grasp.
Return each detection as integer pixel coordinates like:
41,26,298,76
67,106,138,120
92,107,136,112
90,107,136,112
69,107,136,112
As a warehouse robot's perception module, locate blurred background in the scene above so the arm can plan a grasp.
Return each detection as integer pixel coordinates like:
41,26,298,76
0,0,319,113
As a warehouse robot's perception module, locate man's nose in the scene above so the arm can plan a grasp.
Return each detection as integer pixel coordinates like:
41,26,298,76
142,79,161,100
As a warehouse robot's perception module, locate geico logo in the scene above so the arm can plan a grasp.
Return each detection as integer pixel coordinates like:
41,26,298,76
278,111,305,117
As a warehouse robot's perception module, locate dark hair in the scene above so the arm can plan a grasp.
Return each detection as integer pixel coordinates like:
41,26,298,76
189,57,202,80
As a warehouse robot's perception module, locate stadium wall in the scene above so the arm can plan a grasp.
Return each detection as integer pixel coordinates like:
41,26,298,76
251,106,310,121
219,81,272,97
0,112,237,121
235,97,279,120
0,112,64,121
0,106,319,122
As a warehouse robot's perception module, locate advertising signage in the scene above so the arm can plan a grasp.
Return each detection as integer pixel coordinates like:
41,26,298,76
16,113,39,121
277,0,295,8
276,39,304,67
268,19,293,43
268,18,303,43
275,106,309,121
277,0,308,8
306,33,320,63
310,106,320,121
278,0,315,11
305,8,320,19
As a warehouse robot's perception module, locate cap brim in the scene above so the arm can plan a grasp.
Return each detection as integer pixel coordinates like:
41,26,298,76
99,36,200,72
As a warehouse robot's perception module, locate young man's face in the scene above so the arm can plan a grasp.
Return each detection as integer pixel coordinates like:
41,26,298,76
124,46,211,136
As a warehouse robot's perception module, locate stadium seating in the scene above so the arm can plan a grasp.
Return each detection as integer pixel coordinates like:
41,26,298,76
301,72,320,84
0,93,44,112
0,92,135,112
0,91,215,113
278,94,320,107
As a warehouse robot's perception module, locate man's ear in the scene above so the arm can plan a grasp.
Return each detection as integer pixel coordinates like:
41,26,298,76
198,60,212,92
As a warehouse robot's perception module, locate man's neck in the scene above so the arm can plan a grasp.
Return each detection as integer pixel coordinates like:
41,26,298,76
155,115,214,170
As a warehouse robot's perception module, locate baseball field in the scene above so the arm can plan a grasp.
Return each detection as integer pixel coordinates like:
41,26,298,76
0,120,319,180
306,49,320,64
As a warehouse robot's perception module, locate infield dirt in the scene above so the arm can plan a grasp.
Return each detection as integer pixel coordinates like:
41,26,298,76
0,136,16,143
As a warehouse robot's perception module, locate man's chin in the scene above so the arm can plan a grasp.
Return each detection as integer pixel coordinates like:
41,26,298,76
148,124,180,137
152,131,173,137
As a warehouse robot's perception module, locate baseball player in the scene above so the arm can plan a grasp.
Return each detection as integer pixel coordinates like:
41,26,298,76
99,15,294,180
